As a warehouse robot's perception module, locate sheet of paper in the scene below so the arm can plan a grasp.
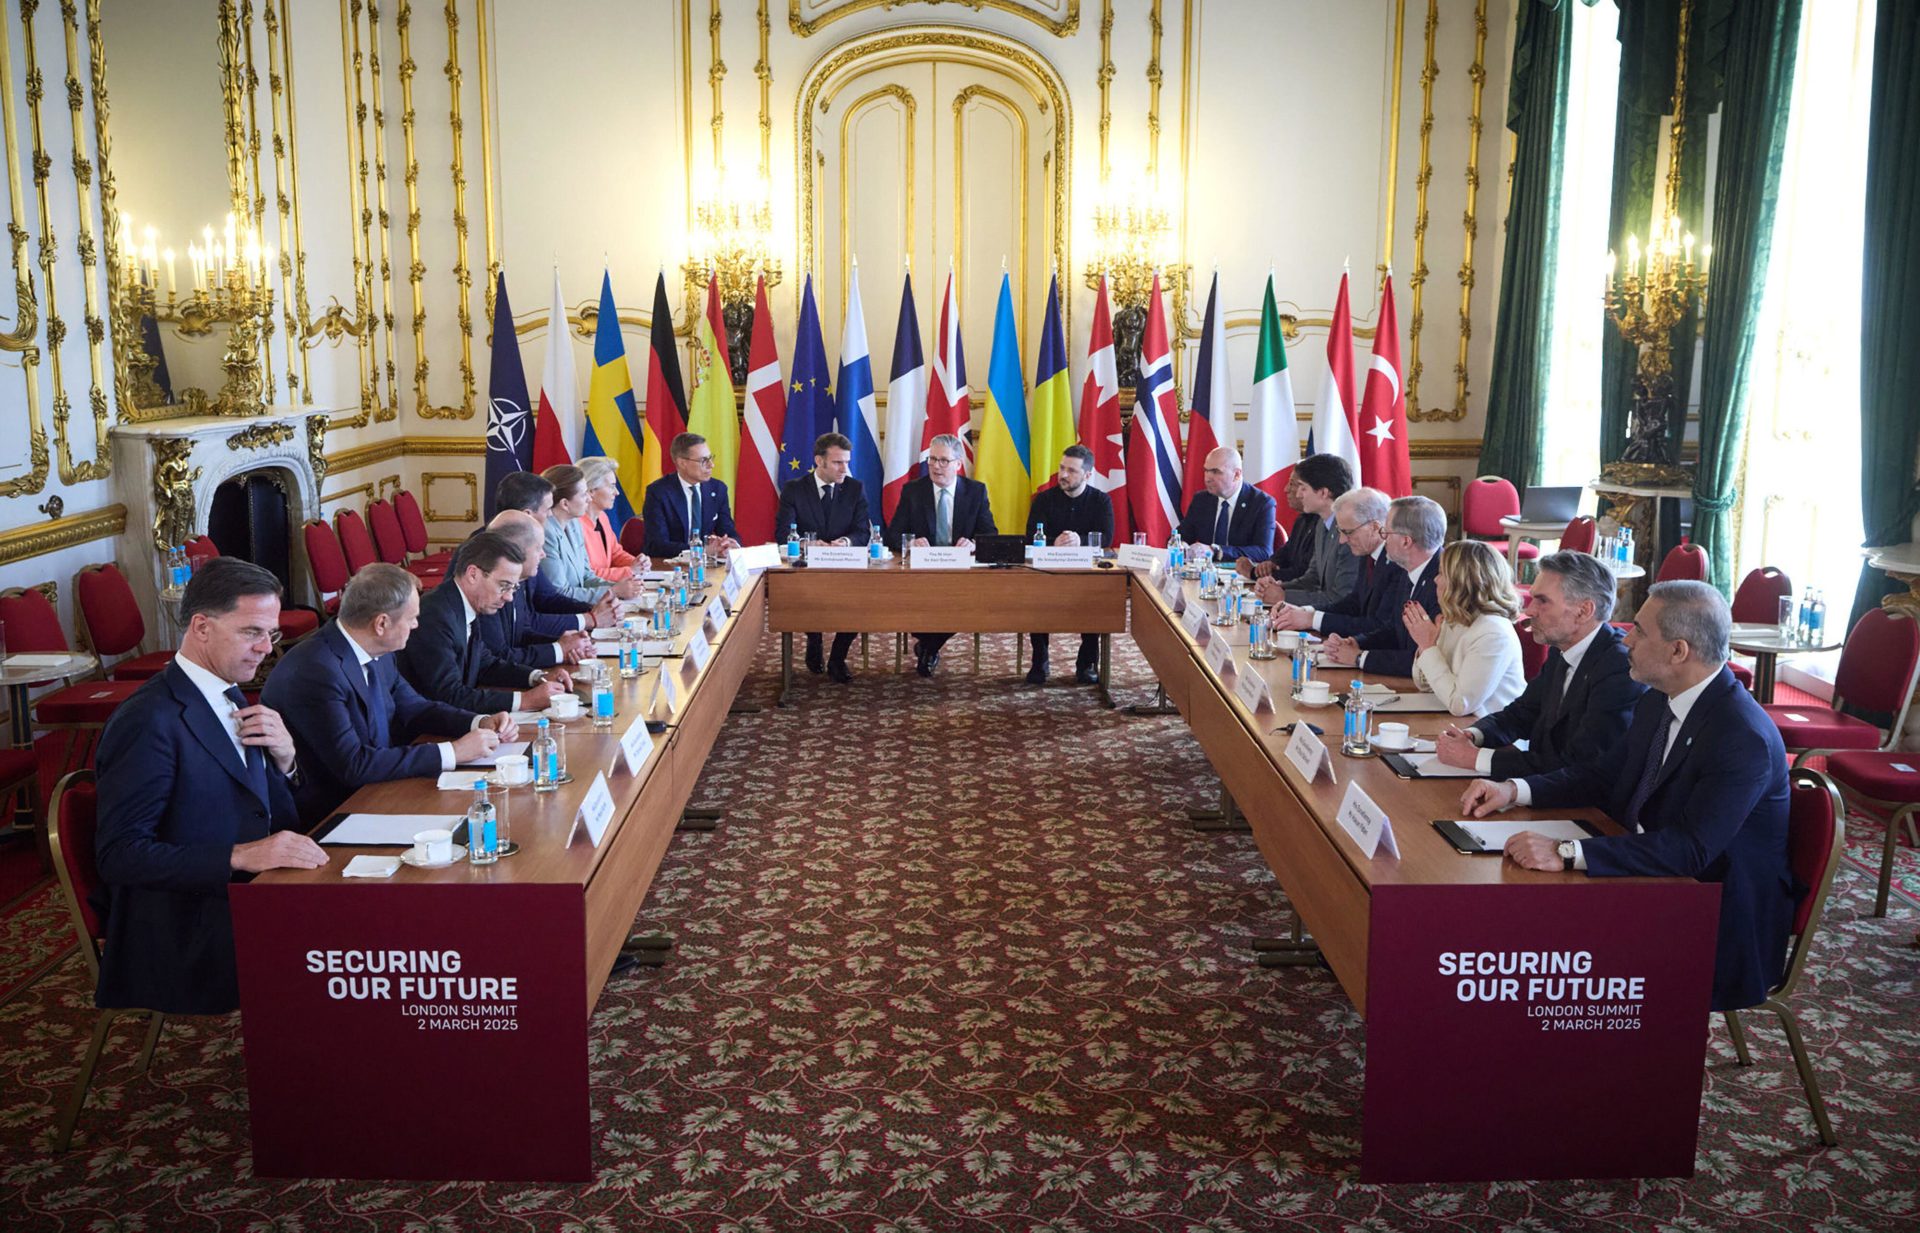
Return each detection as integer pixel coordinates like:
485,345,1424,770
1399,752,1484,778
436,771,493,790
1444,818,1596,850
320,813,463,846
457,740,529,767
1372,691,1450,712
342,855,403,878
3,653,74,667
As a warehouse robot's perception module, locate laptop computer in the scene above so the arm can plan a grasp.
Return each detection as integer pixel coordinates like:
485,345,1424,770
973,534,1028,566
1517,485,1581,524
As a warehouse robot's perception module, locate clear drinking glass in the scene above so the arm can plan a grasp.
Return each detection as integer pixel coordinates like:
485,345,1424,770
1088,531,1104,552
1132,533,1147,547
1778,595,1796,640
486,782,515,856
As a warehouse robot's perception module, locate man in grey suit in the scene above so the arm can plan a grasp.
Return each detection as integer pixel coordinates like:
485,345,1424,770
1245,452,1359,610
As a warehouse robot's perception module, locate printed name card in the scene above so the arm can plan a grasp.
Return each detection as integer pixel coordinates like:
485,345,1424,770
722,570,742,604
1181,604,1210,643
1204,631,1235,676
705,596,727,629
910,545,974,569
728,542,779,576
1334,781,1401,860
806,544,869,569
653,661,680,718
1159,568,1185,610
1029,546,1098,569
618,715,657,776
1233,667,1273,713
1284,722,1337,785
568,772,616,848
683,627,712,672
1116,543,1168,571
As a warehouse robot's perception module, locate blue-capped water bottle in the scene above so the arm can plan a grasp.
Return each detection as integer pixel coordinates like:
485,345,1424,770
690,545,706,588
618,618,641,678
869,524,884,561
786,528,801,561
467,778,498,864
1341,679,1372,756
1033,523,1046,548
532,718,560,793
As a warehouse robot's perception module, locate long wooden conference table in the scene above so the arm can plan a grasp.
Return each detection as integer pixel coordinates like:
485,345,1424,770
231,557,1717,1185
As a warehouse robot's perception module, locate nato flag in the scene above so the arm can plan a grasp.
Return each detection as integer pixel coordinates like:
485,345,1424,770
484,270,534,517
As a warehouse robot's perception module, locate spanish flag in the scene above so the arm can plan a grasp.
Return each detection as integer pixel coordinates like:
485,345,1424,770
642,271,689,483
1028,273,1074,492
686,273,738,490
583,271,646,523
975,273,1030,530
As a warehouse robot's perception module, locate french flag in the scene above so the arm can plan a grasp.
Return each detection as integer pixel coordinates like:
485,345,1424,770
881,273,927,522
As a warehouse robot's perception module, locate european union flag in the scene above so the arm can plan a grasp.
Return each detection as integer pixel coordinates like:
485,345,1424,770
777,274,834,484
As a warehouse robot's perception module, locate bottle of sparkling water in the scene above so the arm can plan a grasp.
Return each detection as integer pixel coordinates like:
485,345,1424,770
1342,679,1372,756
673,569,689,612
618,618,641,679
467,778,498,864
786,528,801,561
533,718,560,793
1250,601,1269,655
1033,523,1046,548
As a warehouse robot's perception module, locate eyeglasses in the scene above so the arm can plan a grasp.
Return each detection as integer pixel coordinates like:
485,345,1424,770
927,455,959,467
1334,522,1364,540
492,578,521,596
686,455,714,466
231,624,284,646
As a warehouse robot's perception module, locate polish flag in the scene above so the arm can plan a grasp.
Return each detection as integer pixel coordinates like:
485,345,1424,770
531,267,579,470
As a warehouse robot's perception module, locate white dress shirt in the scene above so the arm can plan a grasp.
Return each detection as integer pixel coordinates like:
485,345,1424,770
339,626,478,771
458,587,522,710
1470,621,1606,773
173,652,250,771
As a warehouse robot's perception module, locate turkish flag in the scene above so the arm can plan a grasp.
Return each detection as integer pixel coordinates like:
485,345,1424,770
1357,273,1410,497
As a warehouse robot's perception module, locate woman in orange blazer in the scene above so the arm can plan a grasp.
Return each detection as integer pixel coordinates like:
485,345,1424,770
578,456,648,582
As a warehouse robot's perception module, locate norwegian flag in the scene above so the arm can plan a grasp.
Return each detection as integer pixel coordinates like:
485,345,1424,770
1126,272,1182,544
923,270,972,472
1077,273,1129,544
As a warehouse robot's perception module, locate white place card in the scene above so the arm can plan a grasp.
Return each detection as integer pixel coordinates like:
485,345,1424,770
1160,568,1185,610
1284,722,1337,785
1233,667,1273,713
1116,543,1168,571
910,545,974,569
1334,781,1400,860
1181,603,1210,643
728,542,779,576
684,627,712,672
617,715,658,776
567,772,616,849
652,662,680,720
722,570,742,604
1029,546,1098,569
806,544,869,569
705,595,727,628
1204,632,1235,676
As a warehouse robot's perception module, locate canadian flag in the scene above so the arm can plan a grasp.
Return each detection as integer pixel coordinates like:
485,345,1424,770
1356,272,1410,497
1077,274,1129,544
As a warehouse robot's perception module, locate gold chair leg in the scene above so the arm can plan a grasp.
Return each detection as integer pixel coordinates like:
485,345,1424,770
1878,809,1901,918
1723,1008,1753,1066
972,633,982,674
54,1011,119,1152
1769,998,1837,1146
137,1013,166,1075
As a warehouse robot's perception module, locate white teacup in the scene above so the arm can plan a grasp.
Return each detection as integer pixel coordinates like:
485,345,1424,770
1299,680,1332,704
413,828,454,864
1376,721,1411,748
493,753,531,785
1274,630,1301,651
548,694,583,719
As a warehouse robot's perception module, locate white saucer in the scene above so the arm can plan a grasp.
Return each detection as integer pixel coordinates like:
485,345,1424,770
1371,738,1414,753
401,844,468,869
1292,694,1338,708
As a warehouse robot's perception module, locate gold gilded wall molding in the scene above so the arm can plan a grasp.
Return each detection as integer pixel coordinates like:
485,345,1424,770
951,83,1028,345
306,411,327,481
0,8,50,498
1406,0,1436,421
323,433,486,476
55,0,109,484
264,0,312,401
1382,0,1406,272
150,437,202,553
334,0,374,429
366,0,400,421
1409,437,1481,461
1096,0,1111,181
681,0,693,228
708,0,725,164
507,300,652,342
1145,0,1162,182
421,470,477,521
476,0,497,322
797,26,1070,339
226,421,296,451
789,0,1080,38
20,0,85,487
341,0,398,428
757,0,772,177
1450,0,1487,422
839,83,917,323
397,1,463,419
238,1,277,400
443,0,477,418
0,503,124,566
324,436,407,473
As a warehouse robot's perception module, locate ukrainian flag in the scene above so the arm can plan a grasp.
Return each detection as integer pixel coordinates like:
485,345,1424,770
976,274,1030,530
583,271,646,523
1029,274,1074,493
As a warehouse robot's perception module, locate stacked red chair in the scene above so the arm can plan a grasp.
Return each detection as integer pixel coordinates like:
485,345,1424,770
1462,476,1537,562
369,499,445,584
0,586,141,779
302,519,351,616
73,564,175,680
182,538,319,642
1764,607,1920,770
1728,567,1793,691
1656,542,1709,582
1823,751,1920,917
1559,515,1597,555
334,508,380,575
392,490,453,571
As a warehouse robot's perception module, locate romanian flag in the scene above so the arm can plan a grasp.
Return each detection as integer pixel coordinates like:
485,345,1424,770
686,274,738,490
976,273,1030,530
583,271,645,524
642,271,689,483
1028,273,1073,492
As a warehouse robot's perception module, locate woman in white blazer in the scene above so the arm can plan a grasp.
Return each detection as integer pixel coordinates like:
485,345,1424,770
1404,539,1526,717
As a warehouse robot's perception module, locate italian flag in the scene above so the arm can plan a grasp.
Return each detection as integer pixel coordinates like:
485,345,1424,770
1244,272,1301,507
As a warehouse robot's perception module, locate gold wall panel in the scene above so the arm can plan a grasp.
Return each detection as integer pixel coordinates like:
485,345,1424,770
264,0,313,401
0,502,125,566
1096,0,1112,181
443,0,476,418
789,0,1079,38
422,470,478,522
952,83,1028,345
56,0,111,484
0,7,50,498
1145,0,1162,181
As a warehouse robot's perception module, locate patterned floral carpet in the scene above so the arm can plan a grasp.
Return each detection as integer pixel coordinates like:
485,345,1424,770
1,632,1917,1232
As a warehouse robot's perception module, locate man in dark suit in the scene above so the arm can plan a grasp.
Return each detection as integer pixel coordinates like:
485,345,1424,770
1025,444,1114,686
479,510,596,670
1463,581,1795,1012
1248,453,1360,609
1434,550,1646,774
93,559,327,1016
1176,447,1276,564
641,432,740,558
395,532,572,715
494,471,618,632
1319,494,1446,677
775,432,872,682
887,432,998,676
264,563,519,824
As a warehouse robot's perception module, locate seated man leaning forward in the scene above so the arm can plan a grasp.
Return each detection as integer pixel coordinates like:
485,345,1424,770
1459,580,1796,1012
93,558,328,1017
263,562,519,824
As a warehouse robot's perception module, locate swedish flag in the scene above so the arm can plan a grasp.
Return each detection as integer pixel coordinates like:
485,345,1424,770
583,272,645,523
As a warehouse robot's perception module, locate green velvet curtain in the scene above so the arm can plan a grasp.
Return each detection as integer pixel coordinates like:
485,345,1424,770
1689,0,1802,591
1598,0,1729,466
1850,0,1920,628
1478,0,1574,486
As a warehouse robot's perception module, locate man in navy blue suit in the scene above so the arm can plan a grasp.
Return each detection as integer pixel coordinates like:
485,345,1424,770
641,432,740,558
886,433,998,676
1175,447,1276,565
494,472,618,632
479,510,596,670
1269,490,1444,677
775,432,872,682
1462,581,1796,1011
93,558,328,1016
264,563,520,824
395,532,573,715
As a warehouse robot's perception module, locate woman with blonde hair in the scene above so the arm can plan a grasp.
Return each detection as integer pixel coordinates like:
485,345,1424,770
576,456,647,582
1403,538,1526,716
541,463,645,603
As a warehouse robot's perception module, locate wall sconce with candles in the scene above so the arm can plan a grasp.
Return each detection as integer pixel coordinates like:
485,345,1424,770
1082,179,1188,393
680,172,782,386
120,210,277,417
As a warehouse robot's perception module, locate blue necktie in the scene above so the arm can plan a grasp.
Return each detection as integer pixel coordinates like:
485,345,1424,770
1621,706,1674,832
689,484,703,542
1213,498,1231,551
224,685,270,804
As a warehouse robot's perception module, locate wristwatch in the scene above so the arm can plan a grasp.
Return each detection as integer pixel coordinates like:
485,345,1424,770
529,669,547,686
1555,840,1578,871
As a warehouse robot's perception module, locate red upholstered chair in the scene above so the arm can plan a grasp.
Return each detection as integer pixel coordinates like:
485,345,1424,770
46,771,174,1151
392,490,452,570
1559,516,1597,556
303,518,350,616
1765,607,1920,768
1720,769,1845,1146
1514,615,1549,683
1824,752,1920,917
0,745,37,850
334,508,379,575
1728,568,1793,691
1657,542,1709,583
0,586,140,738
369,499,443,584
183,538,319,641
619,517,648,558
1462,476,1537,561
73,564,174,681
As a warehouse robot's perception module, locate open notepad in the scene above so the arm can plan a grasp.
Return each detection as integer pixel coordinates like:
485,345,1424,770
1433,818,1599,854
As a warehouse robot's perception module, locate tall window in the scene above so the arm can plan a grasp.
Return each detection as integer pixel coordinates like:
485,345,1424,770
1538,0,1620,486
1734,0,1876,608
